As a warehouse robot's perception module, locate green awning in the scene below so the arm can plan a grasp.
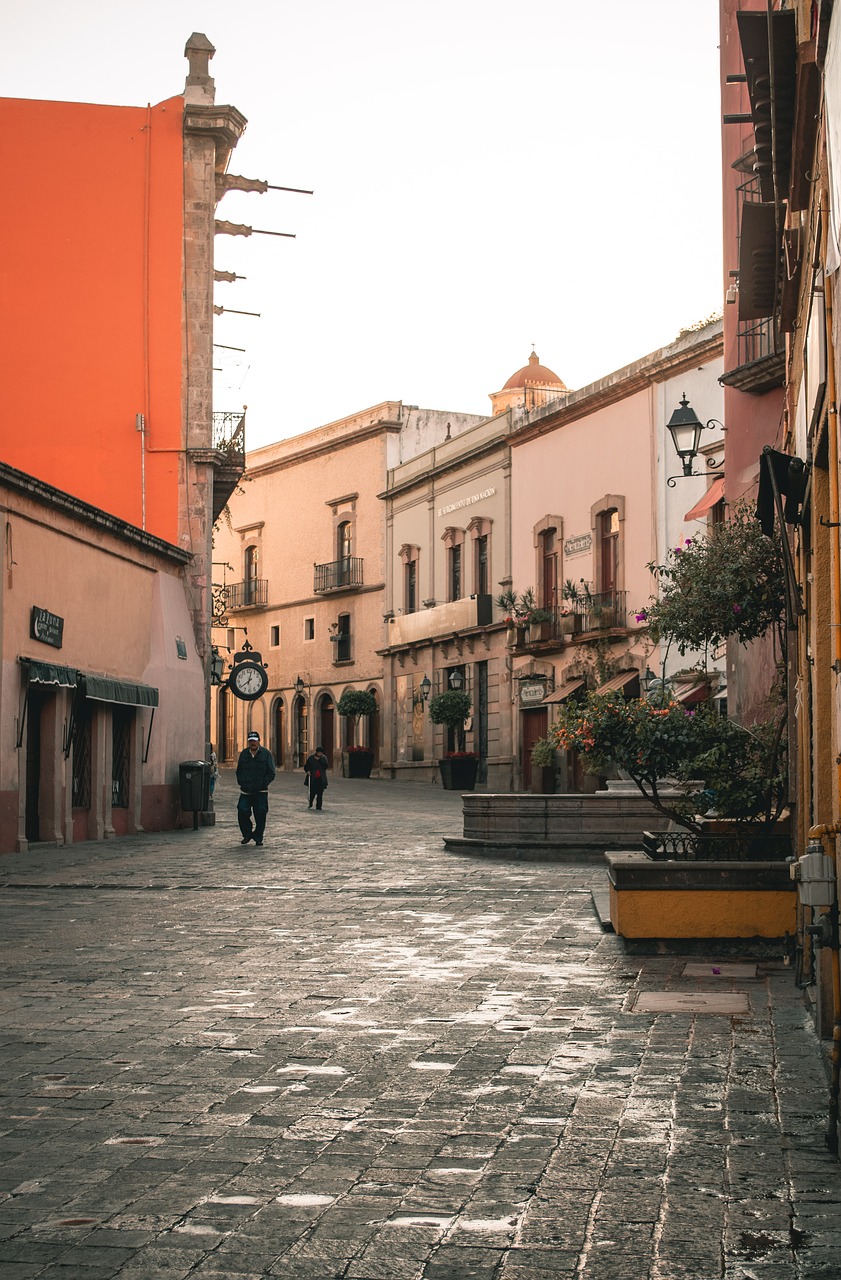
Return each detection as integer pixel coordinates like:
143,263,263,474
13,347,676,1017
20,657,78,687
81,675,159,707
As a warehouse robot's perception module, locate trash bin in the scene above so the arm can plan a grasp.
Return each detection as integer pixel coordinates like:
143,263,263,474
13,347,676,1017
179,760,211,824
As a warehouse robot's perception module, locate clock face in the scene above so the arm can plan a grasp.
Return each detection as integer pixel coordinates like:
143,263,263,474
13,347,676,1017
230,661,268,701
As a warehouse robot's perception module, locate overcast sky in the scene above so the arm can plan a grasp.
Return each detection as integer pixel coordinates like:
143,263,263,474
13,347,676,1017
2,1,723,449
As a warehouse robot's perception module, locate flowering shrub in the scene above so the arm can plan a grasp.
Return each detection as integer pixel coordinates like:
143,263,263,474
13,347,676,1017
346,745,373,754
550,691,785,832
639,506,785,653
445,751,478,759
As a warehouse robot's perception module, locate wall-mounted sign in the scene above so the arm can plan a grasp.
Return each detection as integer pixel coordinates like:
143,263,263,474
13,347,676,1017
437,487,496,518
564,533,592,557
520,680,549,706
30,606,64,649
175,637,188,660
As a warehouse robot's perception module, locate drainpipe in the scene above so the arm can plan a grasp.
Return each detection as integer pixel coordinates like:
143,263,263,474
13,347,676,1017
817,229,841,1155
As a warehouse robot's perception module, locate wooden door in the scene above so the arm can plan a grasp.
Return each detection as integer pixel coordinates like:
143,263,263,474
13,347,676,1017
521,707,547,791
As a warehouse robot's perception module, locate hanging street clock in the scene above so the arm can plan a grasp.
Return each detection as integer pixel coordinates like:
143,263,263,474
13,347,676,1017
227,639,269,701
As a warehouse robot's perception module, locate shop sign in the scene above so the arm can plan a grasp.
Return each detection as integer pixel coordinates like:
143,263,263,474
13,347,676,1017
437,487,496,518
30,606,63,649
564,533,592,557
520,680,548,706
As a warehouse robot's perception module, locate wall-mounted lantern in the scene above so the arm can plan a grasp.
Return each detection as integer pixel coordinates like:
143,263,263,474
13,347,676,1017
666,394,724,486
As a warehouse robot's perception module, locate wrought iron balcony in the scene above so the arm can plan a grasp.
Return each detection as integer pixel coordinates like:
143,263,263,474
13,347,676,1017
227,578,268,609
314,557,364,594
211,410,247,524
512,591,629,649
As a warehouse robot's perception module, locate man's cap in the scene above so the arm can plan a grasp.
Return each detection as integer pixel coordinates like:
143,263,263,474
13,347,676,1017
315,745,324,752
247,732,260,742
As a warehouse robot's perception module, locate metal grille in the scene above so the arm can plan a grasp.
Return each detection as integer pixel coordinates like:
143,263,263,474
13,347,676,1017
212,410,246,460
71,706,91,809
112,708,132,809
314,558,364,593
227,578,268,608
642,830,791,862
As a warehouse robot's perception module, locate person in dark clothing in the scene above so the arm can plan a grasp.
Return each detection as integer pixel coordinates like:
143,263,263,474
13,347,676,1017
304,746,329,810
236,731,276,846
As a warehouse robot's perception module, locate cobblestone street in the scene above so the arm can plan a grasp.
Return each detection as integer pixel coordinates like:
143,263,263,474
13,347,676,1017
1,770,840,1279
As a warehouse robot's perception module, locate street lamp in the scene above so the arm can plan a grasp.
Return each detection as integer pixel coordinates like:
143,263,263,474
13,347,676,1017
448,668,464,690
666,394,724,486
294,674,306,696
413,673,432,708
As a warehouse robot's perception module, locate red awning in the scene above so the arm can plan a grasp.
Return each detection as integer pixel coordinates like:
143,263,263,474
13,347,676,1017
684,477,725,523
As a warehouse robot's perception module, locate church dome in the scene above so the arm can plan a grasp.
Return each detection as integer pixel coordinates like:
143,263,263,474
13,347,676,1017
502,350,566,392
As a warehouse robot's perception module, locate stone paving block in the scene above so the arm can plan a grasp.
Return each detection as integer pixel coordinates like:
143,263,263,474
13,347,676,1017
2,776,841,1279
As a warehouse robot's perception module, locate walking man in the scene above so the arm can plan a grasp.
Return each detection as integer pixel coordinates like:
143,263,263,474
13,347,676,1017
236,731,276,846
304,745,329,810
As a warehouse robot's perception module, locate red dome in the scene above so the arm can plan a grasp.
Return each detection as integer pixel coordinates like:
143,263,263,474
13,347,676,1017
502,350,566,391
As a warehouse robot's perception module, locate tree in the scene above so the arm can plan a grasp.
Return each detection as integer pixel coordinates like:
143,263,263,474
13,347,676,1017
550,691,785,834
336,688,377,750
640,505,786,656
428,689,472,754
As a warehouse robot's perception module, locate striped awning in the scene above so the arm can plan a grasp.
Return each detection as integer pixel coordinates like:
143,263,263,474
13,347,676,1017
543,678,586,704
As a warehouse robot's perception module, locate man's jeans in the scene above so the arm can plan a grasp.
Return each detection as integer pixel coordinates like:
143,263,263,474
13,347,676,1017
237,792,269,842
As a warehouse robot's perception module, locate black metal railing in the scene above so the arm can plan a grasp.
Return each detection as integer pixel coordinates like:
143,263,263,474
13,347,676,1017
227,578,268,609
577,589,628,632
518,591,629,645
643,830,791,862
314,557,364,593
212,410,246,462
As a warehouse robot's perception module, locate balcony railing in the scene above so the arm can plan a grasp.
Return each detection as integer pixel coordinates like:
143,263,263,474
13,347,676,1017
212,410,246,461
314,557,364,593
227,578,268,609
515,591,629,646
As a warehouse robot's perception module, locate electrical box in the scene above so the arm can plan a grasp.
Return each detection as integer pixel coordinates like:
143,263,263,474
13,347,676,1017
790,844,837,908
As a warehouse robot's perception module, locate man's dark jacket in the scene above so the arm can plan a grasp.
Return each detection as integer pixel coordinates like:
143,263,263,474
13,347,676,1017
236,746,276,793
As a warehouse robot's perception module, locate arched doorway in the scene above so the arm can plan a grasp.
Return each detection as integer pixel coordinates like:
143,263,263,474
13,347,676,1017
294,695,308,768
318,694,335,767
271,697,284,768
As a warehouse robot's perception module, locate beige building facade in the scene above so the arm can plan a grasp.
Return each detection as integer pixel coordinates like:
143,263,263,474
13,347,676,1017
508,323,725,788
381,412,516,787
212,402,483,770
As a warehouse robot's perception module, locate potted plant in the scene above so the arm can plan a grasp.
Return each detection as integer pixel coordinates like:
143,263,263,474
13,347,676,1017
428,689,478,789
336,688,377,777
562,580,583,633
526,607,554,642
530,735,556,793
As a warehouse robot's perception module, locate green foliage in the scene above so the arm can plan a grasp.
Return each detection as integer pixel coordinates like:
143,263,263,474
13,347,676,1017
428,689,472,728
640,505,785,653
530,736,556,768
550,691,785,832
336,689,377,718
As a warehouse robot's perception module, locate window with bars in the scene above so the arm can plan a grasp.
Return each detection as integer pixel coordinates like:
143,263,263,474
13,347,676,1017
112,707,133,809
336,613,352,662
449,543,462,601
405,559,417,614
71,703,91,809
475,535,488,595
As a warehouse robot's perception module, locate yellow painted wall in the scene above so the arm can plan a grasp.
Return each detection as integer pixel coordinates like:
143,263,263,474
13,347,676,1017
610,886,797,939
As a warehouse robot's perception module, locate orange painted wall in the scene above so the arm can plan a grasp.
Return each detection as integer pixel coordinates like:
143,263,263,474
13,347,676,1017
0,96,185,543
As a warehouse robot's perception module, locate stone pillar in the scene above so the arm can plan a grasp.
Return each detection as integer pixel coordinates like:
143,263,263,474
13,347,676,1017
181,36,246,761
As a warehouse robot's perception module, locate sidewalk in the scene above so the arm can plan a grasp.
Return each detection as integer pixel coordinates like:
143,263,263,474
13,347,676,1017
0,770,839,1279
